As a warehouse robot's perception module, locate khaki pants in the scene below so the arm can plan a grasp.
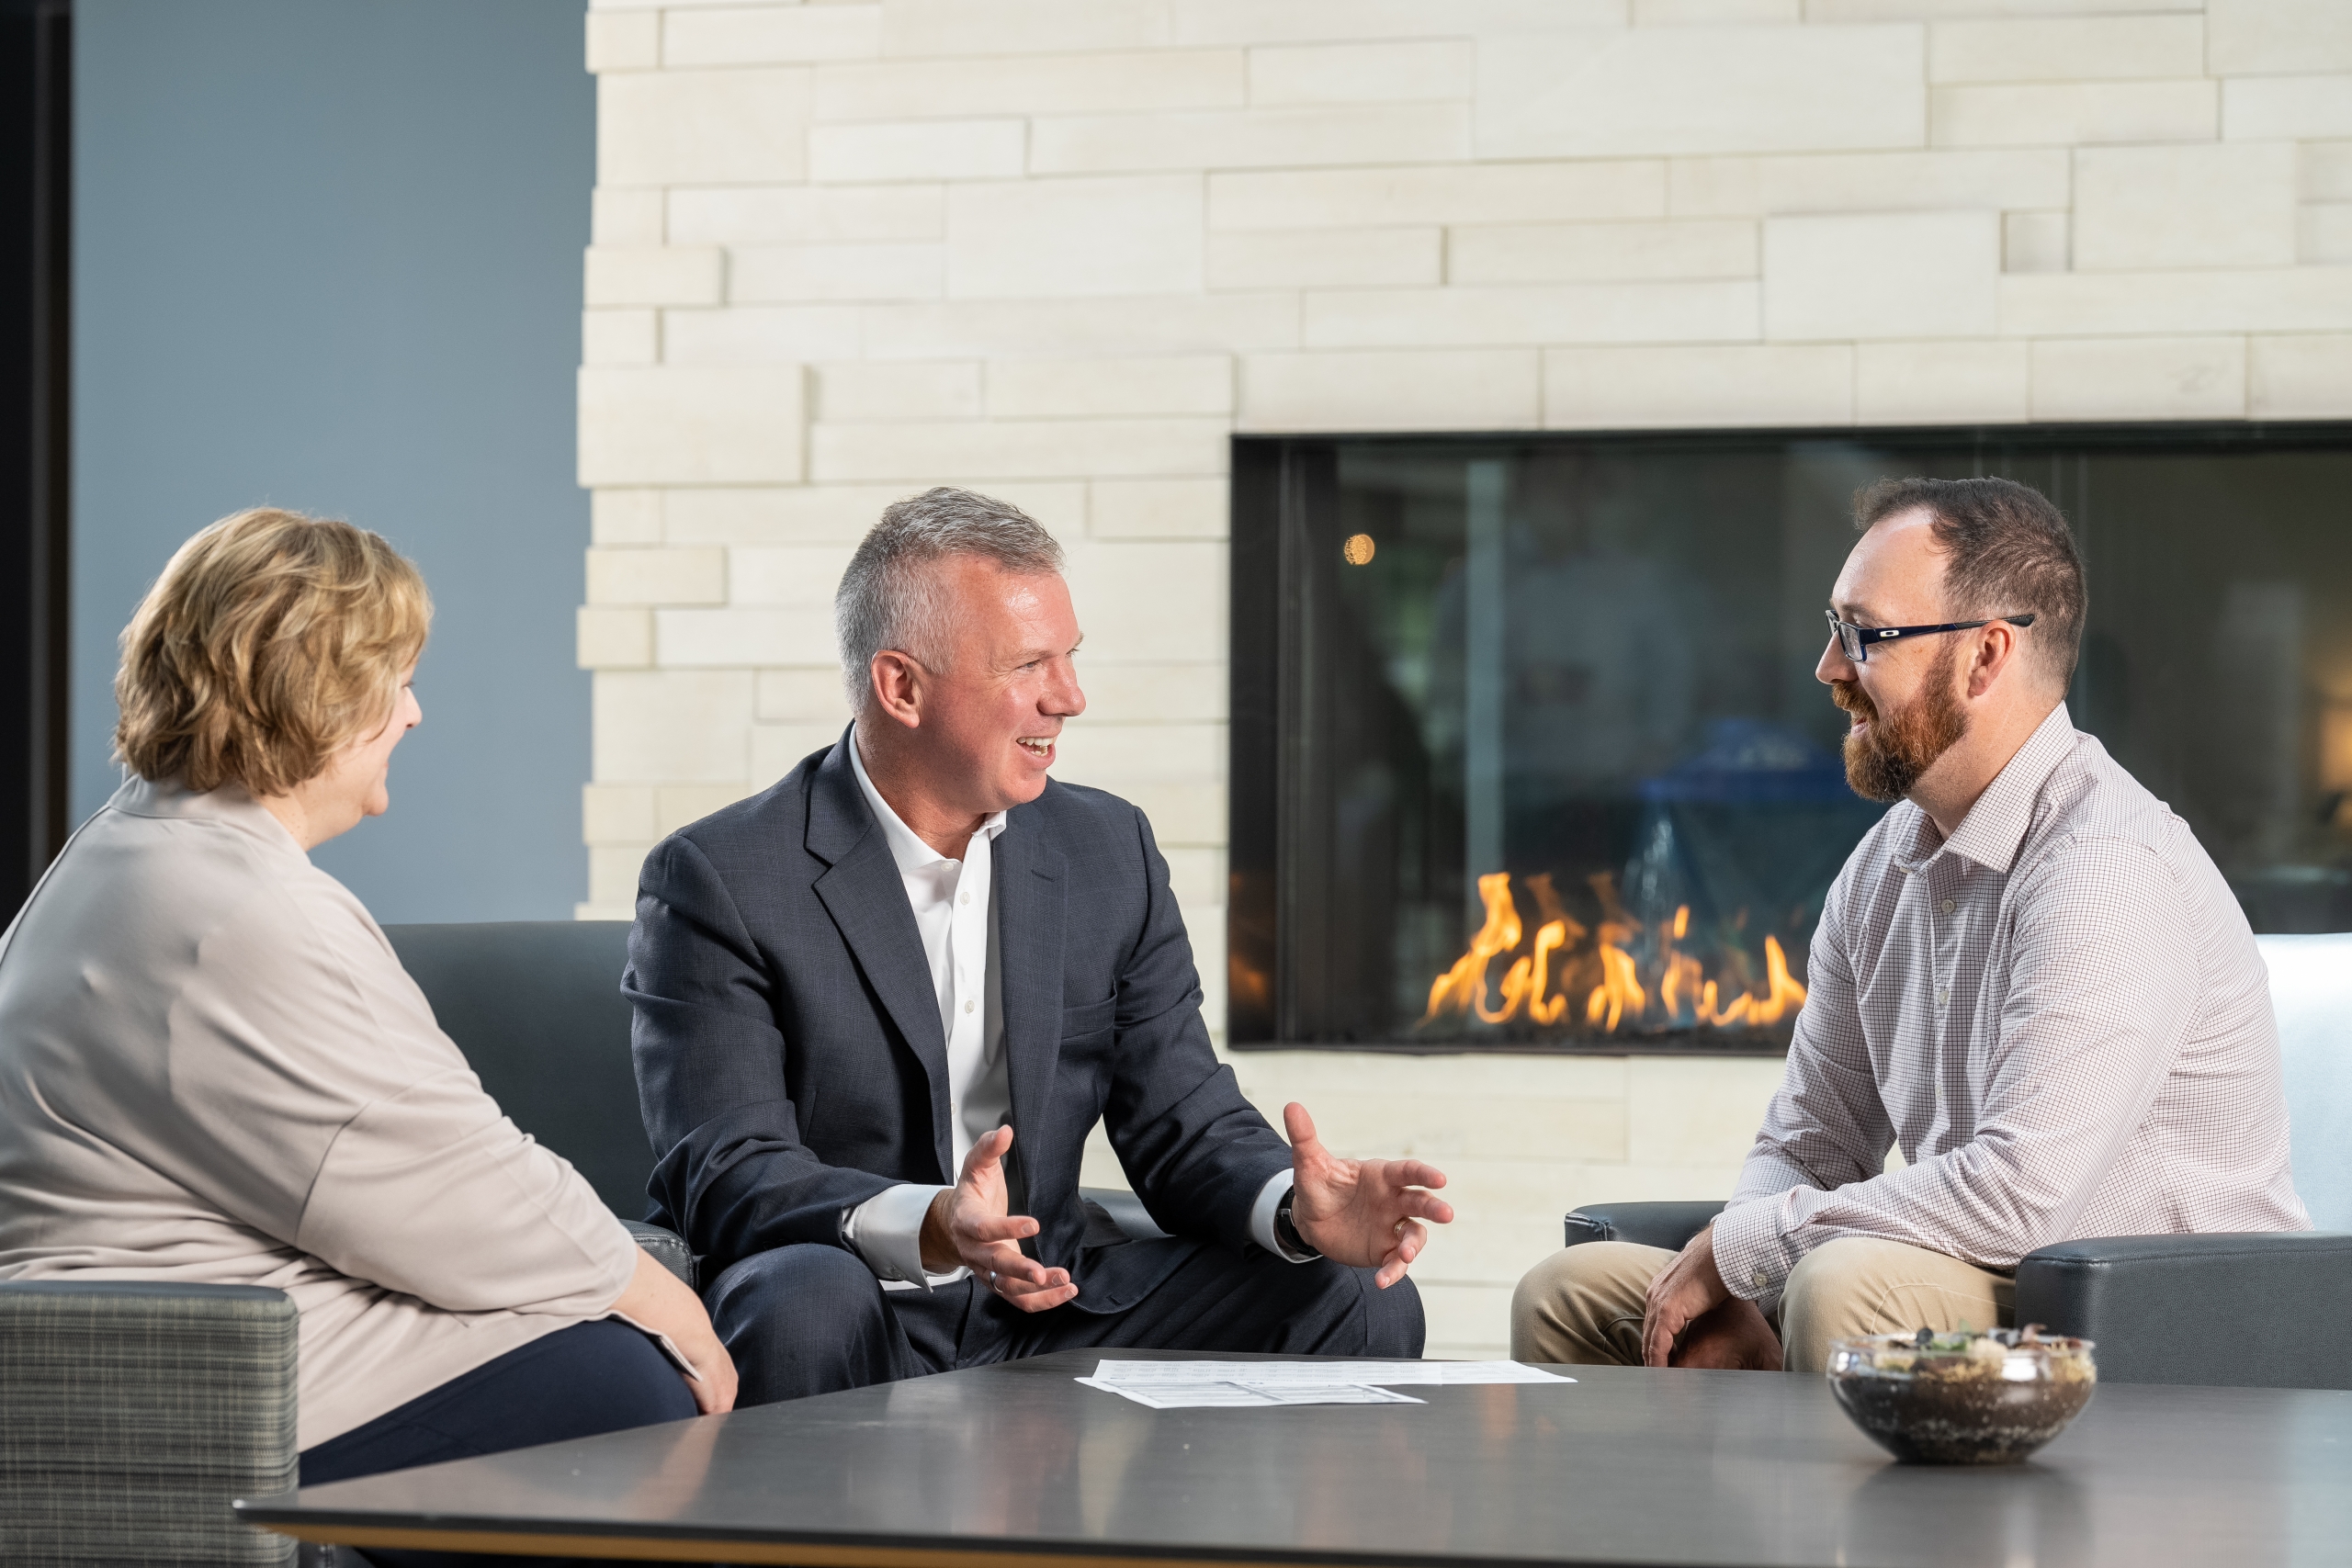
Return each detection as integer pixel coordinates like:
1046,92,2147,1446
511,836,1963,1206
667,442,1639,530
1510,1235,2014,1373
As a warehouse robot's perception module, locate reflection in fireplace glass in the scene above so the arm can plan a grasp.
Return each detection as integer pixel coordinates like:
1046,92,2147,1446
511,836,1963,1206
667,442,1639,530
1229,427,2352,1052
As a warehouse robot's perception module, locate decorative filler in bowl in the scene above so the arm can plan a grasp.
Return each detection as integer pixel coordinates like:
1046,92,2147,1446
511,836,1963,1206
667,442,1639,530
1826,1326,2097,1465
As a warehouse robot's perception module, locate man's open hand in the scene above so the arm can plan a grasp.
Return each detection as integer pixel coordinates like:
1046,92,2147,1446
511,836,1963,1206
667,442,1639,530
1639,1223,1765,1367
1283,1103,1454,1288
920,1126,1077,1313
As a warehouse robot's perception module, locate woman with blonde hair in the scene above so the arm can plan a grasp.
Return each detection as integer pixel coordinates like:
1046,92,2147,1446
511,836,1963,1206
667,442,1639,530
0,511,733,1550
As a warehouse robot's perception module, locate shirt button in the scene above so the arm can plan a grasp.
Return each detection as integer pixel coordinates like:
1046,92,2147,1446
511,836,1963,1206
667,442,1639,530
959,892,970,906
1939,898,1955,916
964,998,976,1014
1935,987,1949,1008
1753,1269,1769,1290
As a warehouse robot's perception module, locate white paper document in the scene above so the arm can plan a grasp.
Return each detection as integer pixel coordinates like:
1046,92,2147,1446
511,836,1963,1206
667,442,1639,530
1077,1376,1425,1409
1078,1359,1573,1409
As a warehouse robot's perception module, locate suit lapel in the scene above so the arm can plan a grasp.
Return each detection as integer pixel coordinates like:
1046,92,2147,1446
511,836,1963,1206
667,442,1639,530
992,805,1067,1186
807,734,954,1179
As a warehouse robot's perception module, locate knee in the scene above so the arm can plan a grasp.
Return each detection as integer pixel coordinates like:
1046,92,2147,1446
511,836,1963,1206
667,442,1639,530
1272,1258,1423,1358
1510,1243,1662,1363
705,1244,884,1336
1511,1246,1582,1325
1780,1235,1887,1326
1362,1272,1424,1359
1510,1251,1569,1356
582,1319,702,1427
1511,1243,1649,1322
1780,1235,1965,1374
705,1245,899,1405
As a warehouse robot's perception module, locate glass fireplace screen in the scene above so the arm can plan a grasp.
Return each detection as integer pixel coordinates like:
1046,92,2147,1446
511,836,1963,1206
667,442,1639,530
1229,425,2352,1053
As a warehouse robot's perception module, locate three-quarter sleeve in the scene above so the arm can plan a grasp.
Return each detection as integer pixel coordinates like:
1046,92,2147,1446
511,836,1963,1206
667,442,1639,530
296,1072,635,1314
155,874,637,1318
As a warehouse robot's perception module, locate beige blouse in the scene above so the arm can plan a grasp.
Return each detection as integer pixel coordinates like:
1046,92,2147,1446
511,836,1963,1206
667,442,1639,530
0,777,639,1449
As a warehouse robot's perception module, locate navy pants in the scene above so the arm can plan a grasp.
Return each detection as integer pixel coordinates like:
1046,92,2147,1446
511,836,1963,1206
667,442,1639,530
299,1317,698,1568
705,1237,1425,1407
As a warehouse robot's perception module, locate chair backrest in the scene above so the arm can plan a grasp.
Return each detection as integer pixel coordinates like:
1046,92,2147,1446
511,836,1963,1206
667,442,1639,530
2255,932,2352,1232
381,921,650,1219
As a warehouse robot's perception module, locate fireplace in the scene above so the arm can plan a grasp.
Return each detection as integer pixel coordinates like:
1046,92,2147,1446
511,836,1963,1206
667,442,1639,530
1229,424,2352,1054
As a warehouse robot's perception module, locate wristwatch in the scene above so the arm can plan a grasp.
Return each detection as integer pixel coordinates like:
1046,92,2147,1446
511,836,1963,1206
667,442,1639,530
1273,1187,1321,1260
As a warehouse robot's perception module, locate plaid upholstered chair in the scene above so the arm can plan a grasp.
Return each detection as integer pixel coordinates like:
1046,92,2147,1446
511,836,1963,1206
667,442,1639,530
0,1280,298,1565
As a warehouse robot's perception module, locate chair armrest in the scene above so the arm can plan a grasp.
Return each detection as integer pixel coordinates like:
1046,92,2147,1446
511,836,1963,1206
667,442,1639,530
2,1280,297,1565
1080,1186,1170,1243
623,1220,697,1292
2016,1231,2352,1390
1565,1201,1725,1252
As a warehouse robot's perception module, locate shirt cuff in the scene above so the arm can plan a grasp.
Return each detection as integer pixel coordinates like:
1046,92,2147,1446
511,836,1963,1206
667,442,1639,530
1709,1196,1796,1303
1249,1170,1317,1263
842,1183,967,1289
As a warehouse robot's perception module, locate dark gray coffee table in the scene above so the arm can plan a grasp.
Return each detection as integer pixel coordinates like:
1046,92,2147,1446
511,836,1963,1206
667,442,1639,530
239,1348,2352,1566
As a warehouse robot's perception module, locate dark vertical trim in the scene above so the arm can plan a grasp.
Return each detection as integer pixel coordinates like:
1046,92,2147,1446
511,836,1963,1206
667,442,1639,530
0,0,70,920
1272,442,1338,1044
30,0,69,871
1226,438,1282,1043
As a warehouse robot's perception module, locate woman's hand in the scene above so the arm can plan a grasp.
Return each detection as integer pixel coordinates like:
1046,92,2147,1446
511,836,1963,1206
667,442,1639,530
611,1246,739,1415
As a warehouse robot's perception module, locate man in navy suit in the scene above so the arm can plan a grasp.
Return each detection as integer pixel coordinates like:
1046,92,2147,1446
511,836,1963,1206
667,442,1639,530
628,487,1453,1404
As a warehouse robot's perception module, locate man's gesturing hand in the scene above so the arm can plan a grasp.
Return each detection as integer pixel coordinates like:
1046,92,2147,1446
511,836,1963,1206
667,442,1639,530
1283,1102,1453,1288
920,1125,1077,1313
1637,1222,1780,1369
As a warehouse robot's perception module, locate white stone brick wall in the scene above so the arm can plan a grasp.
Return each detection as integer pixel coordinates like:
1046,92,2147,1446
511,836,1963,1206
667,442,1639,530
578,0,2352,1356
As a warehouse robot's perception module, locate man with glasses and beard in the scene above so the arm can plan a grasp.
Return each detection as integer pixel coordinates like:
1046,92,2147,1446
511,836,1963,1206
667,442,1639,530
1510,476,2307,1373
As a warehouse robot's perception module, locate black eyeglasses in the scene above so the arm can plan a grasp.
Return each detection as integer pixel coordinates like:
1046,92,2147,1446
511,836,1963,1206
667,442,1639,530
1824,609,2035,663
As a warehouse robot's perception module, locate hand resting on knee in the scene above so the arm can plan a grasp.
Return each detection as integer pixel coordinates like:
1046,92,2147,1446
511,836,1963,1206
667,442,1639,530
612,1246,739,1413
1667,1298,1783,1371
1640,1222,1782,1371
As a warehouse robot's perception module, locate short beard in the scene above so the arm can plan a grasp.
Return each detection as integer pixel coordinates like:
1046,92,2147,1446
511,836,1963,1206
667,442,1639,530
1832,650,1970,804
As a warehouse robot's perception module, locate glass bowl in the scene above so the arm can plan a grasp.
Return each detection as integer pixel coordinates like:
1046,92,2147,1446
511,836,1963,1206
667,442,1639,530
1826,1328,2097,1465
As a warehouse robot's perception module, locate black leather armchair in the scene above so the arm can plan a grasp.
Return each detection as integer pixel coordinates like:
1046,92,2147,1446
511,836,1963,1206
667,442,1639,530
1562,1201,2352,1389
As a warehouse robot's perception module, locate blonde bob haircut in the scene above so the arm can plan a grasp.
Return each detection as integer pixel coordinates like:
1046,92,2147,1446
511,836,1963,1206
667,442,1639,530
114,508,431,796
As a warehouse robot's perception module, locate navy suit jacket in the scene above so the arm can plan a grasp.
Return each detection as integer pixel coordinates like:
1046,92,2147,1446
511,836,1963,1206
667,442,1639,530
627,730,1292,1313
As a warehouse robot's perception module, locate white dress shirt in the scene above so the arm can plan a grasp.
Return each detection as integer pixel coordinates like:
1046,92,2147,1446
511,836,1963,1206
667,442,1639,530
841,739,1012,1289
839,739,1308,1289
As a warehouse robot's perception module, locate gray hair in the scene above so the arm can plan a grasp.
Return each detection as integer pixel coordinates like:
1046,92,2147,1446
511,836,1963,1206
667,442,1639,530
834,487,1067,712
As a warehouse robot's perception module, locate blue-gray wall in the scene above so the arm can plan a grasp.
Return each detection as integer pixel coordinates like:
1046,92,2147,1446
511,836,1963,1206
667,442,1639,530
73,0,592,921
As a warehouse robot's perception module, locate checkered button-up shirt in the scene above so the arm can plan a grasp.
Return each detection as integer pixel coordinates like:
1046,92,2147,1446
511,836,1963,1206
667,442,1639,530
1713,703,2307,1303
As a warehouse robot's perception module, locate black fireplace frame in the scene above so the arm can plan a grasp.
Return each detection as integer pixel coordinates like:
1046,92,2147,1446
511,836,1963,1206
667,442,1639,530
1228,423,2352,1055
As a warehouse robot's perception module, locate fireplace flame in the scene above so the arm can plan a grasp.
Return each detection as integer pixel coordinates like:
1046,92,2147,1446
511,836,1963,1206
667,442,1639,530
1421,873,1807,1035
1424,873,1521,1022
